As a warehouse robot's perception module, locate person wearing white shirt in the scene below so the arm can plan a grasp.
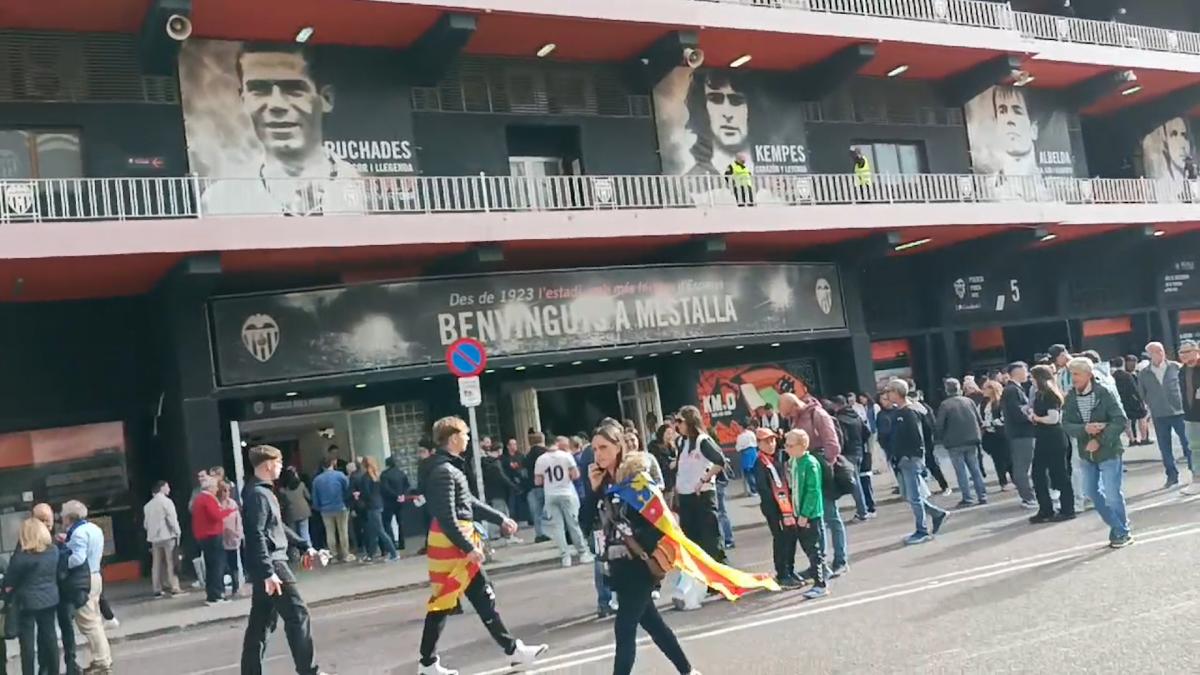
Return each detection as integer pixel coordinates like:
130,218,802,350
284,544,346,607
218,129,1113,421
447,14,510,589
759,404,781,431
735,422,759,498
143,481,183,597
535,445,593,567
62,499,111,674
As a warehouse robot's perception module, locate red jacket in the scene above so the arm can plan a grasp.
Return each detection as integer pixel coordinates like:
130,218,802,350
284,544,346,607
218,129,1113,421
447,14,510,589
192,491,236,540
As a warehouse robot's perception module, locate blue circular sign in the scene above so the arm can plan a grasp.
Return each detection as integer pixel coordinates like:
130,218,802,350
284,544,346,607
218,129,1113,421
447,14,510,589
445,338,487,377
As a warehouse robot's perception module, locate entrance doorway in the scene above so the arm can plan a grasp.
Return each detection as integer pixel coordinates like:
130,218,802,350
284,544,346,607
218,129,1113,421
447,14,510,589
509,374,662,449
229,407,390,489
506,124,583,210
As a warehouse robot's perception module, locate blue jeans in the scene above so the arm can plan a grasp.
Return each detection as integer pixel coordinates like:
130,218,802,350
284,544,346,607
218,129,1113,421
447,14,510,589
847,456,869,518
527,488,546,538
898,456,947,536
948,445,988,503
817,495,847,567
292,519,311,547
365,508,398,559
1081,457,1130,540
1152,414,1193,481
593,556,612,611
716,481,734,547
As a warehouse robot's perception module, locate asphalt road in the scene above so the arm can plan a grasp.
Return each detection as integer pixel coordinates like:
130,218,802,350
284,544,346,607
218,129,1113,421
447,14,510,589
106,460,1200,675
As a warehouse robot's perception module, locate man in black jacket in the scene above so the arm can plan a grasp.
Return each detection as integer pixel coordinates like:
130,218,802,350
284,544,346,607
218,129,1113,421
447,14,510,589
752,427,803,589
380,456,411,551
417,416,547,675
1002,361,1039,508
885,380,949,545
832,396,874,522
239,445,331,675
482,444,519,545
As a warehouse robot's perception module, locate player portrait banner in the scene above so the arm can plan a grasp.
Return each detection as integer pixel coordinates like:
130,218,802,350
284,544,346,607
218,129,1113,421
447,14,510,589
964,85,1076,177
1141,117,1195,181
178,39,420,216
653,67,809,179
210,264,846,385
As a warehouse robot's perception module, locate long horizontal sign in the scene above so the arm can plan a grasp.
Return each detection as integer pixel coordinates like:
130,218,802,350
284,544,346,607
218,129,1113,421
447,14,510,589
211,263,846,385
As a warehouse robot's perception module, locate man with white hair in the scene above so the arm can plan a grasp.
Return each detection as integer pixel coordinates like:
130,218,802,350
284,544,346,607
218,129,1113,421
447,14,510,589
1063,357,1132,548
1136,341,1192,488
883,379,949,545
62,499,112,674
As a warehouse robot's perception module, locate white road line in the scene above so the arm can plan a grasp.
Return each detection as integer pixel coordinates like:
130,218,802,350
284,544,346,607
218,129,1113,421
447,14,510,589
473,521,1200,675
178,654,286,675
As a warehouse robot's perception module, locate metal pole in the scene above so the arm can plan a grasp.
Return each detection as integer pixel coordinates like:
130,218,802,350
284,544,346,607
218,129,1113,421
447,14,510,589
468,405,486,500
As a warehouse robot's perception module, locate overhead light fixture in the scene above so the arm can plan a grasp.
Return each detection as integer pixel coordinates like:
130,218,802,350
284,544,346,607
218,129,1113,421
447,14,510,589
1121,85,1143,96
1153,229,1166,237
770,342,781,348
355,383,367,389
1039,233,1057,242
295,26,315,43
241,440,248,448
729,54,752,68
672,350,682,355
598,358,610,363
894,237,933,251
422,376,433,381
1012,70,1035,87
735,345,745,350
285,391,298,397
886,64,909,78
623,355,634,360
514,366,527,371
536,43,557,58
649,353,659,358
485,369,495,374
693,348,704,354
571,360,583,366
544,364,555,368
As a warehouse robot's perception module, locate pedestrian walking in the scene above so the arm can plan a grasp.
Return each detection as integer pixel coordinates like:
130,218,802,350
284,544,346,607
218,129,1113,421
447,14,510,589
832,396,874,521
31,503,84,675
279,468,313,549
1028,365,1076,524
1063,358,1133,548
1137,341,1193,487
5,518,60,675
218,481,245,596
647,424,679,505
535,438,592,568
936,378,987,507
525,433,551,543
62,500,112,674
752,427,802,588
735,419,758,498
417,417,547,675
239,445,334,675
883,380,949,545
481,444,520,544
672,406,727,564
358,457,400,563
784,429,829,600
192,476,237,605
979,380,1012,490
143,481,183,597
909,390,951,496
1111,356,1149,447
312,456,354,562
380,456,412,551
1002,362,1040,509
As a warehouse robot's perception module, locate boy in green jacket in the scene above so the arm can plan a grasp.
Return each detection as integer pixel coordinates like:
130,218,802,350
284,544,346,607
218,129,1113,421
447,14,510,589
784,429,828,598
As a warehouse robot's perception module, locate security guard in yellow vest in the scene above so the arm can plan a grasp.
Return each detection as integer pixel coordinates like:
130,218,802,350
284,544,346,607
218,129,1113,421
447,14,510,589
851,148,873,186
725,152,754,206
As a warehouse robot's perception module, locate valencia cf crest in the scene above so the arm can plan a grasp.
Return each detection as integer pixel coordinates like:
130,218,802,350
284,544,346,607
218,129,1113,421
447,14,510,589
241,314,280,363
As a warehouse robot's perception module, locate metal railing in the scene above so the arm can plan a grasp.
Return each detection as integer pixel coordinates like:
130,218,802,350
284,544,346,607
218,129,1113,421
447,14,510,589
713,0,1017,31
1012,11,1200,55
0,173,1196,223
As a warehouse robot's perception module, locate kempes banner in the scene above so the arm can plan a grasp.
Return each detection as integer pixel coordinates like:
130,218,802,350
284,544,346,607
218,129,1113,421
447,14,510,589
654,67,808,197
212,264,846,385
964,85,1075,177
178,39,419,215
696,361,819,449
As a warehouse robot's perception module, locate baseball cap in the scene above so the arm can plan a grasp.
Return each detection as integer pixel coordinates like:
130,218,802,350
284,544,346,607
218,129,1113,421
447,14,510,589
755,427,776,441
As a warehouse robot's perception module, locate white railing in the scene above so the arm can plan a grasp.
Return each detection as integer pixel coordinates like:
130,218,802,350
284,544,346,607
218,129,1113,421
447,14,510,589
714,0,1017,31
0,173,1196,223
1014,11,1200,56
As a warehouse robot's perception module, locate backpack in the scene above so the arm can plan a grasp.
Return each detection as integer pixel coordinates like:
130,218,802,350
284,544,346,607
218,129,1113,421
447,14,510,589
813,452,856,499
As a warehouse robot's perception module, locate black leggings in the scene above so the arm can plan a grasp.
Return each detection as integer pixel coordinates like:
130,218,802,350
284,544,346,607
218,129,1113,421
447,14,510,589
613,581,692,675
677,491,723,563
924,445,949,491
19,606,59,675
419,570,516,666
1033,442,1075,516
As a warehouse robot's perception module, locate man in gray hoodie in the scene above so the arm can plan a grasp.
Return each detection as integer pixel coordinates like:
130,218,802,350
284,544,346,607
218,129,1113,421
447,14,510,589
1136,341,1192,487
936,378,987,507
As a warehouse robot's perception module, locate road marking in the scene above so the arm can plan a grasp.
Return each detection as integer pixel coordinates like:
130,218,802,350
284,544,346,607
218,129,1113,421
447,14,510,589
178,655,286,675
473,522,1200,675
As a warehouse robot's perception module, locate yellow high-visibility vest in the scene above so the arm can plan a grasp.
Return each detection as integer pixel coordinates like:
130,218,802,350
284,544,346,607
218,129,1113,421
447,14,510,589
854,157,873,186
729,162,752,188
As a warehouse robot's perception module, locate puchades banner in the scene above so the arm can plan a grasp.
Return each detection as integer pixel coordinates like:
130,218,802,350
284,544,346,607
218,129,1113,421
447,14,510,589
653,67,809,204
178,39,419,216
211,264,846,385
964,85,1075,177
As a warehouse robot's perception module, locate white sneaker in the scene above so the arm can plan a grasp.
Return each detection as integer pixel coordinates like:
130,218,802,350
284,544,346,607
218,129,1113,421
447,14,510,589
1181,483,1199,496
417,657,458,675
561,554,573,568
509,640,549,669
104,618,120,630
608,596,619,611
579,552,595,564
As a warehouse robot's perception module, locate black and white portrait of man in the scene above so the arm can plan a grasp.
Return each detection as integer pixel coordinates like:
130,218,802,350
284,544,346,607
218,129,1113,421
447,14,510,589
815,278,833,315
1142,117,1195,181
965,85,1075,178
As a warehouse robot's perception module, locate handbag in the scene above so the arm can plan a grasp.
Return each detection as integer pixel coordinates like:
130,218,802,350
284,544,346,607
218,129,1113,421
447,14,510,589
1,591,19,640
620,530,676,582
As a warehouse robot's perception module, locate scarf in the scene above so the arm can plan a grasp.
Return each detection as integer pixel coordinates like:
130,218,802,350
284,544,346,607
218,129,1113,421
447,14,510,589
758,451,796,528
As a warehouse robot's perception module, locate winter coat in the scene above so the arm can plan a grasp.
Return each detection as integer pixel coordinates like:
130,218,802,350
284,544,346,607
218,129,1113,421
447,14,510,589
4,547,59,611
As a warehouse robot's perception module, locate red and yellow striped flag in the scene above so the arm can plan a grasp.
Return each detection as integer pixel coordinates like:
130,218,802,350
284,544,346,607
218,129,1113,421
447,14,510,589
425,519,482,612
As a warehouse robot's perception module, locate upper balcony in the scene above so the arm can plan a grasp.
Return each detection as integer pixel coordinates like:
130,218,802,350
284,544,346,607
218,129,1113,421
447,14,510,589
3,172,1198,261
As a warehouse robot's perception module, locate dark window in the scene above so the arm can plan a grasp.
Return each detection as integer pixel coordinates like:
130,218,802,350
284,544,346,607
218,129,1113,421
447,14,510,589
851,141,928,175
0,129,83,178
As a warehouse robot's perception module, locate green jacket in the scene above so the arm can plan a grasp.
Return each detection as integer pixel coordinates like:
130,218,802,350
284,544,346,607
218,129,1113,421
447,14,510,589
1062,380,1127,464
788,453,824,520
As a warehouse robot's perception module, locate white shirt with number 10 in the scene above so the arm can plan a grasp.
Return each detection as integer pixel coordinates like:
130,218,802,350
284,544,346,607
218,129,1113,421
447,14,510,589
535,449,579,498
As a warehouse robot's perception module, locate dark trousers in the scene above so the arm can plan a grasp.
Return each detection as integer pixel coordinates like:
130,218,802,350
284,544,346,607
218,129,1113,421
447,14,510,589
19,606,59,675
766,519,799,579
382,502,405,549
240,563,319,675
925,445,949,491
199,536,226,602
613,581,692,675
799,518,826,587
1033,442,1075,517
419,570,516,666
677,491,724,563
226,548,241,594
983,432,1012,488
351,510,367,554
56,600,78,675
364,509,398,559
